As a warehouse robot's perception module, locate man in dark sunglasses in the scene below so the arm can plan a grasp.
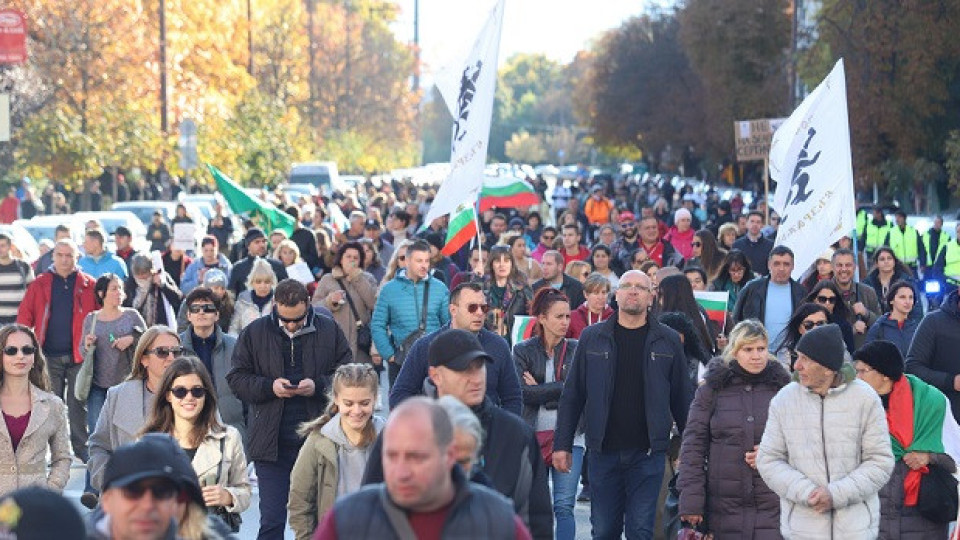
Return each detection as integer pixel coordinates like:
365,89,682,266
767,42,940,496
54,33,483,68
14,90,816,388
227,279,353,539
179,287,245,443
91,433,204,540
389,282,522,415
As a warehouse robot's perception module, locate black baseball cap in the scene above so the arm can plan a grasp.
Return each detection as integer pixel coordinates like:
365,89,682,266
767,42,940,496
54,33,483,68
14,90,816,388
364,219,381,230
103,433,204,506
0,487,85,540
428,329,492,371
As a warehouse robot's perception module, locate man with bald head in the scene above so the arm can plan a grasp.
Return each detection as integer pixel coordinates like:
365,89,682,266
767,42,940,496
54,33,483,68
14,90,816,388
317,397,531,539
554,270,694,539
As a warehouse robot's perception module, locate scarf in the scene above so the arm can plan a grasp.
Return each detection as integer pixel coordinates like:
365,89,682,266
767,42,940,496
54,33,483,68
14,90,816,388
133,277,158,327
887,374,947,506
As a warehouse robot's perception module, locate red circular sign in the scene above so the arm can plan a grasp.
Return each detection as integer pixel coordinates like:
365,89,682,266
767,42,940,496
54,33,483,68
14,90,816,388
0,9,26,65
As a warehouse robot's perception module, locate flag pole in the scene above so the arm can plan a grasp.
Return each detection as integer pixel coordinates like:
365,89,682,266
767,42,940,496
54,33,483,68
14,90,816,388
473,201,484,276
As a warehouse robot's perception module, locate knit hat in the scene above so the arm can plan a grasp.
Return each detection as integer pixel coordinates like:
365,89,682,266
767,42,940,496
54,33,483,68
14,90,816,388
795,323,845,372
244,227,265,244
203,268,227,288
0,487,85,540
853,340,904,381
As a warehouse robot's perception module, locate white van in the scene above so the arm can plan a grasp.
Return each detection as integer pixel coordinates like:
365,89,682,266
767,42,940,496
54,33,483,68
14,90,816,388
289,162,344,195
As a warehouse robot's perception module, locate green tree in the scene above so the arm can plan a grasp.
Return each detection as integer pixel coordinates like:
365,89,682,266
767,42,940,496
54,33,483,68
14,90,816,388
504,130,547,164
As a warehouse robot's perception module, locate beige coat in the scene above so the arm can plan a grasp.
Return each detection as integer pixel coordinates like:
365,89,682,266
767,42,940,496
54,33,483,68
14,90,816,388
287,429,340,540
312,267,378,364
0,385,72,495
191,425,252,514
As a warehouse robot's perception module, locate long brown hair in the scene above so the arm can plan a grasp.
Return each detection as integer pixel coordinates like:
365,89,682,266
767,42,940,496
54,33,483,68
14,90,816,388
528,287,570,338
297,363,379,447
0,324,50,391
139,356,222,448
127,326,180,381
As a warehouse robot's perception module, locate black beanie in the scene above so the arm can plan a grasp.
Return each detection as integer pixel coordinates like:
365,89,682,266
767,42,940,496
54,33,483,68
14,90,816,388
853,340,904,381
795,323,845,372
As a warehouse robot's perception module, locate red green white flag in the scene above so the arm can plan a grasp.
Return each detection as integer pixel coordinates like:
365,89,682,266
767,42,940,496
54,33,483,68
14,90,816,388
442,203,478,256
694,291,729,333
479,176,540,212
511,316,537,345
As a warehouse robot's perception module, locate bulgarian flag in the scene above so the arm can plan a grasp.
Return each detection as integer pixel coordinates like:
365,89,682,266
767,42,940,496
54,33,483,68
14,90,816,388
479,176,539,212
511,316,537,345
694,291,729,334
442,203,478,256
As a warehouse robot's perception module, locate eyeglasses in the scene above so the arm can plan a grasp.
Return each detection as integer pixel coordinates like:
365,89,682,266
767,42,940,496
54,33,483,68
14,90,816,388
464,303,490,314
621,222,635,228
854,366,874,376
801,320,827,330
120,480,181,501
3,345,36,356
619,283,650,292
188,304,218,314
816,295,837,304
397,255,406,262
170,386,207,399
691,242,702,248
541,235,555,242
278,311,308,324
147,346,184,358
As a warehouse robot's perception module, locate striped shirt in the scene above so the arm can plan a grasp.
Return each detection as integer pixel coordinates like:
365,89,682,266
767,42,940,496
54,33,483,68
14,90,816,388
0,259,33,324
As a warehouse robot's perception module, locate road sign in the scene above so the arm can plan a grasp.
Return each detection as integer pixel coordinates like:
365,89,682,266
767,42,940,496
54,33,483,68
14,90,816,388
0,94,9,142
734,117,786,162
0,10,26,65
178,118,198,170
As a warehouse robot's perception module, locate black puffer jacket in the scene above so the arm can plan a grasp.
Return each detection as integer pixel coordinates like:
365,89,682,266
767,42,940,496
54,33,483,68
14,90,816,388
877,458,954,539
906,290,960,420
677,357,790,539
512,336,577,428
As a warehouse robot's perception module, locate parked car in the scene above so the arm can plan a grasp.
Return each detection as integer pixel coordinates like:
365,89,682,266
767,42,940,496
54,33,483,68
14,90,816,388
73,211,150,253
111,201,207,250
0,222,40,264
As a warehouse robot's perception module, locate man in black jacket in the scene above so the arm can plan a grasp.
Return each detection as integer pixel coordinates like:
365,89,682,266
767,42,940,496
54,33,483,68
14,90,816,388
285,206,323,277
732,245,807,348
364,329,553,540
227,227,288,296
906,288,960,421
532,250,585,311
553,270,693,539
227,279,352,540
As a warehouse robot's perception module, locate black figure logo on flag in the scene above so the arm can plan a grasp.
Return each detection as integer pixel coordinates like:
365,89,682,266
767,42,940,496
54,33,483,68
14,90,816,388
452,60,483,150
780,127,821,227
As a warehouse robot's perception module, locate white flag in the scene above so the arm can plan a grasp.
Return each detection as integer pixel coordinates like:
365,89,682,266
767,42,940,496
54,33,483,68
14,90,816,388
770,59,856,280
422,0,505,228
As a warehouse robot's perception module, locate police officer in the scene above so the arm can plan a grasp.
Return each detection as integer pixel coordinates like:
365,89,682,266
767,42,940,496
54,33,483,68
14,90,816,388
860,206,889,260
922,215,950,277
883,210,925,275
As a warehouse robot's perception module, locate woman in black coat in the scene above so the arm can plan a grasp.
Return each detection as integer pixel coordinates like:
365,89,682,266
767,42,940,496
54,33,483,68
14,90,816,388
678,320,790,539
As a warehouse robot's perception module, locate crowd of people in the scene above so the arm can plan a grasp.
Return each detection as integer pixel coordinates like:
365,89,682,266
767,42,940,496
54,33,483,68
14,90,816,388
0,171,959,539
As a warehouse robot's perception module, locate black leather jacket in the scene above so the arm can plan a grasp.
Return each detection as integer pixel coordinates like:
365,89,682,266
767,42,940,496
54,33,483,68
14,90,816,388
512,336,578,428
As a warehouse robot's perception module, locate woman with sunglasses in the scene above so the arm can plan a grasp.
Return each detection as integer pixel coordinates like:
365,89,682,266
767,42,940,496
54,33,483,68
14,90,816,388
139,357,251,530
483,245,533,343
88,326,183,493
864,280,920,356
289,363,383,540
773,303,832,369
688,230,727,282
513,287,581,540
0,324,71,496
565,260,592,285
313,243,378,367
588,245,619,289
805,280,856,353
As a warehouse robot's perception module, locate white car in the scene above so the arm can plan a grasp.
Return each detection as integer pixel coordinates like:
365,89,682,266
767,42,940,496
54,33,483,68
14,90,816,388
73,211,150,253
111,201,208,249
0,222,40,264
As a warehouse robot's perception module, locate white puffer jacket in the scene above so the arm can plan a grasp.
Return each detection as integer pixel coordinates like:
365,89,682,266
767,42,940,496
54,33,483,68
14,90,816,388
757,365,894,540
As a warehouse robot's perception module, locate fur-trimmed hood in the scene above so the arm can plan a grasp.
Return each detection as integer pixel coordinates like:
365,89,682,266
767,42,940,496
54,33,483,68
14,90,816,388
702,355,791,390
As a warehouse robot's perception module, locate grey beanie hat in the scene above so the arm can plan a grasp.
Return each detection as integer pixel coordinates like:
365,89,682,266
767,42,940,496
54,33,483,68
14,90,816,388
795,323,845,372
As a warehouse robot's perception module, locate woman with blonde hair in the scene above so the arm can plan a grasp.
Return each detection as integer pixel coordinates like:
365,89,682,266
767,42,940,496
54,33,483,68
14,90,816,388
229,258,277,334
717,222,739,251
380,238,413,287
0,324,71,496
288,363,383,540
678,320,789,538
139,356,251,533
565,260,592,284
274,239,314,285
88,326,183,494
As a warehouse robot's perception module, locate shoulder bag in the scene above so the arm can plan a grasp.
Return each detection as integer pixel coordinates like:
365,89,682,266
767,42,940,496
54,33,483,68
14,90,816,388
394,279,430,366
336,278,372,355
917,462,959,523
211,436,242,532
75,311,99,403
535,339,568,467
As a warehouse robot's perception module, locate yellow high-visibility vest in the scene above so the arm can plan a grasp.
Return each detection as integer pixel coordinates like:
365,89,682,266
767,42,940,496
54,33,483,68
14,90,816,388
887,226,920,265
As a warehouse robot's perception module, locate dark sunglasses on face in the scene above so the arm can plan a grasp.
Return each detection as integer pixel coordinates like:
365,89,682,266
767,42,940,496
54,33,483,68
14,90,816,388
3,346,36,356
188,304,218,314
541,236,555,242
147,346,184,358
278,311,308,324
816,295,837,304
170,386,206,399
120,480,181,501
465,303,490,314
801,320,827,330
691,242,702,247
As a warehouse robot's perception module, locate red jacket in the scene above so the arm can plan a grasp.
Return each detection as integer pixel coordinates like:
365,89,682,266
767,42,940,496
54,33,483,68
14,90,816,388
567,301,614,339
17,269,98,364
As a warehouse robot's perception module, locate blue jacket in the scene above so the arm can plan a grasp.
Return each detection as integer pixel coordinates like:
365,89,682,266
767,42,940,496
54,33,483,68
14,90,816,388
865,313,919,357
388,325,522,415
555,313,694,454
180,254,233,294
370,270,450,360
78,251,128,279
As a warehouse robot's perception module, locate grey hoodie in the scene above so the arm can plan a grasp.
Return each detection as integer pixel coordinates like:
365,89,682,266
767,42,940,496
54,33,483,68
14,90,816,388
320,413,385,496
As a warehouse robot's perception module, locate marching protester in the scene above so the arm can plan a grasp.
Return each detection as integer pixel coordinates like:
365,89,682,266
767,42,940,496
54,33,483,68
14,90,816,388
677,320,789,539
180,236,233,295
531,250,586,311
732,246,806,350
757,323,894,539
773,302,831,369
227,228,288,296
229,258,277,335
288,363,384,540
863,246,921,320
853,340,960,539
831,248,882,349
805,280,857,353
905,288,960,422
864,280,920,356
483,245,534,343
124,253,183,327
312,242,379,366
567,273,614,339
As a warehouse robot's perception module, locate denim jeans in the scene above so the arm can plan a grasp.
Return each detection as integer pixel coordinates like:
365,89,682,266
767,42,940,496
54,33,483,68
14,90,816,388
589,448,666,540
552,445,584,540
254,442,301,540
86,385,108,435
46,354,87,461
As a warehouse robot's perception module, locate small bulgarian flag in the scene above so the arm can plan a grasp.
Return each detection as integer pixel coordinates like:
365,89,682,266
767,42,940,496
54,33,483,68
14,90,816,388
694,291,729,334
511,316,537,345
479,176,539,212
442,203,478,256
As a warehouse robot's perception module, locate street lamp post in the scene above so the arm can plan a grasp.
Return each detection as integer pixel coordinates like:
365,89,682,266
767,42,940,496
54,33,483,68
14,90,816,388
159,0,168,133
